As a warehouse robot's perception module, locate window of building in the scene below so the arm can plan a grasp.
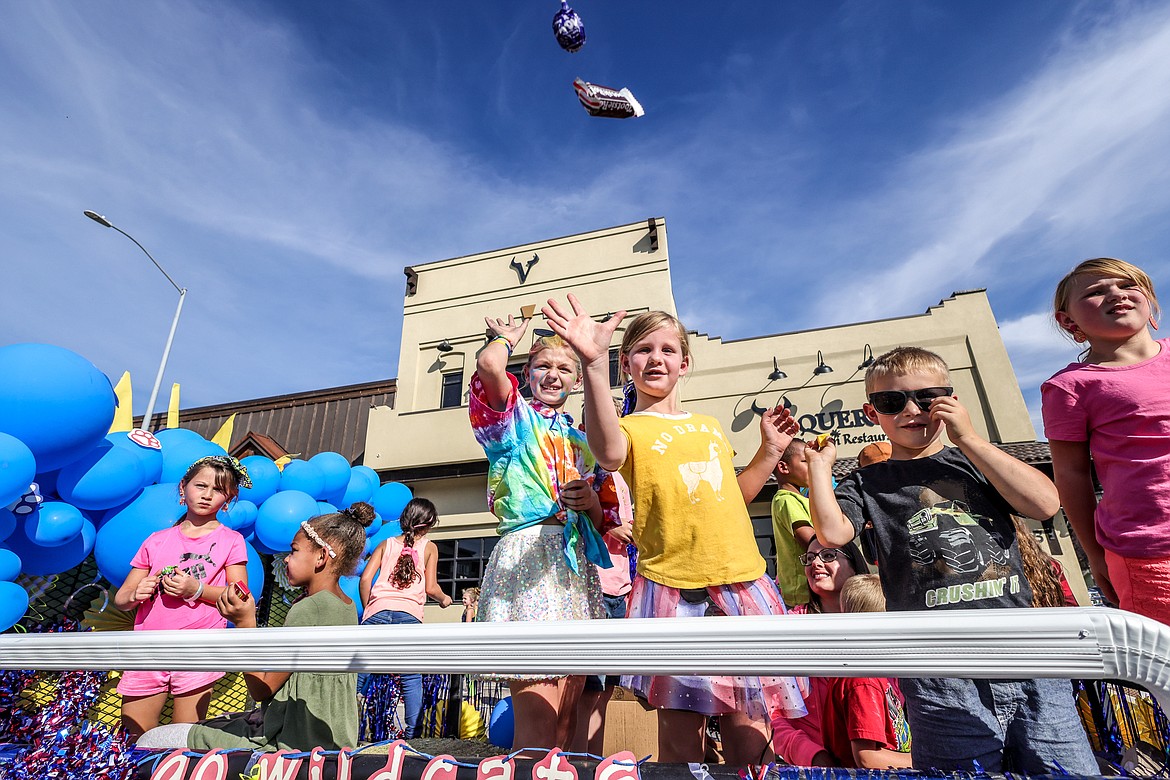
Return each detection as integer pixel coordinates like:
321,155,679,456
440,370,464,408
609,347,622,388
433,536,499,601
507,359,532,400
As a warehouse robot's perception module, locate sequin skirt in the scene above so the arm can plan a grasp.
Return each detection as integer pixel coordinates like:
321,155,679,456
621,574,807,720
477,524,604,681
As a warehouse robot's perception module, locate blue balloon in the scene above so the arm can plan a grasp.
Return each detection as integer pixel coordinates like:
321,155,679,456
239,456,281,505
23,501,84,547
488,697,514,748
365,511,383,538
0,548,21,581
34,469,59,499
160,439,227,485
243,540,265,598
363,516,403,556
280,460,326,499
154,427,206,449
0,344,116,472
57,441,148,510
220,499,258,535
310,452,351,498
0,581,29,631
339,468,378,507
0,508,15,542
5,517,96,576
255,490,317,552
315,501,338,517
352,465,380,492
370,482,412,522
248,531,282,555
94,483,183,586
339,575,364,620
105,431,164,485
0,432,36,508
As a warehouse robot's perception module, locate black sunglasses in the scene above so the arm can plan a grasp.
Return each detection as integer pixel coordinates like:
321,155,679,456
799,549,840,567
867,387,953,416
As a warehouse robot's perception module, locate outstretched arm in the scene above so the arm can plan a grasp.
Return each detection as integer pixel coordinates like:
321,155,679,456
423,541,453,607
737,406,799,504
541,294,628,471
477,315,531,412
1049,438,1115,604
805,439,856,547
931,397,1060,520
216,587,291,701
359,542,386,607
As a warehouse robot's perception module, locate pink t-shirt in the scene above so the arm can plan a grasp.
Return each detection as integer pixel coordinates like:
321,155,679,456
130,524,248,631
1042,338,1170,558
596,473,633,598
365,536,429,621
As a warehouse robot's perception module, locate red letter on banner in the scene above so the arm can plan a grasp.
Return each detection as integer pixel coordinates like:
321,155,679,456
150,750,191,780
368,739,411,780
534,749,578,780
189,750,229,780
308,747,329,780
254,750,303,780
477,755,516,780
422,754,459,780
595,751,640,780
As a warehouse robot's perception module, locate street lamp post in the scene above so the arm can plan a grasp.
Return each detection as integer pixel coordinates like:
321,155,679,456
84,210,187,432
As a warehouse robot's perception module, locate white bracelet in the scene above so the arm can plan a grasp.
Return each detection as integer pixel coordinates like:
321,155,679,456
185,581,205,604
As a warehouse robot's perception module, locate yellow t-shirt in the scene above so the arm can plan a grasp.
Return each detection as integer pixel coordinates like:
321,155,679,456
618,411,766,588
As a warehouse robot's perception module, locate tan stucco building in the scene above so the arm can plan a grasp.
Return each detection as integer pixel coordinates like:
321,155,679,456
362,218,1079,620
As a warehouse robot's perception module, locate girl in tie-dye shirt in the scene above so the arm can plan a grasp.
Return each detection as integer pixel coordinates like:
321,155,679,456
469,313,613,753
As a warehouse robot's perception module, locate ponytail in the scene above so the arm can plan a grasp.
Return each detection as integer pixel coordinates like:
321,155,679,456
390,498,439,589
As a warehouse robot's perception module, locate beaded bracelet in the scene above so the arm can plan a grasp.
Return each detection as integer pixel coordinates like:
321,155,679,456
489,334,515,356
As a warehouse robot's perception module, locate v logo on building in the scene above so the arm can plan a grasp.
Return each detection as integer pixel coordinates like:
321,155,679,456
509,253,539,284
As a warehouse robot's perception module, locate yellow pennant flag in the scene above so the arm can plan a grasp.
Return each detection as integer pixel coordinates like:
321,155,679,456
109,372,133,433
166,383,181,430
211,414,236,450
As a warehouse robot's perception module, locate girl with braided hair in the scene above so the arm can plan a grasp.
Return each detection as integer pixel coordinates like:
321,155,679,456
359,497,453,737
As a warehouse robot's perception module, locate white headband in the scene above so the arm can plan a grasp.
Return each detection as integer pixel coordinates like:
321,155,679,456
300,521,337,558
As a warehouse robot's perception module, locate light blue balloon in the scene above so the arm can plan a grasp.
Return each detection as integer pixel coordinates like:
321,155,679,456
154,427,206,449
280,460,326,499
255,490,317,552
339,575,364,620
0,581,29,631
0,548,21,581
363,516,403,556
315,501,338,517
160,439,227,485
0,432,36,508
310,452,351,498
243,540,265,599
370,482,412,522
57,441,148,510
0,344,116,472
488,697,514,748
0,508,15,542
220,499,258,535
105,431,164,485
239,456,280,505
339,468,377,507
352,465,380,491
248,530,282,555
23,501,84,547
5,517,96,576
94,483,183,586
365,511,383,538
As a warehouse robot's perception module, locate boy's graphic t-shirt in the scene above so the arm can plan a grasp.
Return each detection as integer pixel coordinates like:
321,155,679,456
130,524,248,631
618,411,765,588
820,677,911,769
834,447,1032,612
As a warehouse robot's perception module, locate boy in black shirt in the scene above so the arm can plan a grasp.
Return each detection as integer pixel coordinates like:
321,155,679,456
805,346,1095,774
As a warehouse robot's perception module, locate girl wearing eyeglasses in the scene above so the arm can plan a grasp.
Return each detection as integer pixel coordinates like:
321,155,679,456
1043,258,1170,624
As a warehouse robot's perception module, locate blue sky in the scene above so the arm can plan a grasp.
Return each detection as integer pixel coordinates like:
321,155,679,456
4,2,1170,437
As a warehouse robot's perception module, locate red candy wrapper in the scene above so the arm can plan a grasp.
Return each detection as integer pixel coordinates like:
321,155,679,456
573,78,644,119
233,581,250,600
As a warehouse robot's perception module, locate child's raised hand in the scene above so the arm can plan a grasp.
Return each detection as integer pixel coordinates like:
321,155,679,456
803,433,838,468
928,394,975,443
541,294,626,364
216,582,257,628
134,575,160,603
484,314,530,350
760,405,800,459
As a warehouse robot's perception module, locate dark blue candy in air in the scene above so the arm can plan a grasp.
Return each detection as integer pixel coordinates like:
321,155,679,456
553,0,586,53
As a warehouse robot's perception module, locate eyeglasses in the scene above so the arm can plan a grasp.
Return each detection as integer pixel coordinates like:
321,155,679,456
867,387,953,415
799,549,841,567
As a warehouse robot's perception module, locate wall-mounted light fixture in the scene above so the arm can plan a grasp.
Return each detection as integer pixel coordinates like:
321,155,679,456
858,344,875,370
768,357,787,381
533,328,555,338
437,340,454,353
814,350,833,375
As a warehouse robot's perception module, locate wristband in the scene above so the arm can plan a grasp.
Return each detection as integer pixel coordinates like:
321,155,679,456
489,334,515,356
185,581,205,605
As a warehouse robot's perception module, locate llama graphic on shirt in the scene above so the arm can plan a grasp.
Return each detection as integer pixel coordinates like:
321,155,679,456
678,443,725,503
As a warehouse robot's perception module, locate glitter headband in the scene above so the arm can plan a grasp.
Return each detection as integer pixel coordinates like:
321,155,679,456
300,521,337,558
190,455,253,489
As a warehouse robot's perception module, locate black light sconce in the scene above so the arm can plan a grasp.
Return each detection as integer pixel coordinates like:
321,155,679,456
858,344,875,370
437,340,454,353
768,357,787,381
814,350,833,375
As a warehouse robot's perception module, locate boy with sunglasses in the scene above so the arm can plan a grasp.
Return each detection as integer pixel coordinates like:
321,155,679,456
804,347,1094,775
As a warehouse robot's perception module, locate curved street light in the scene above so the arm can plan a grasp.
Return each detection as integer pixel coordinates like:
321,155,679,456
84,210,187,432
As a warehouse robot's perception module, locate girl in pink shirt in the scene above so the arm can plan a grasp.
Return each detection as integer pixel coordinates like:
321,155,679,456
1043,258,1170,624
358,497,453,737
113,456,250,738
